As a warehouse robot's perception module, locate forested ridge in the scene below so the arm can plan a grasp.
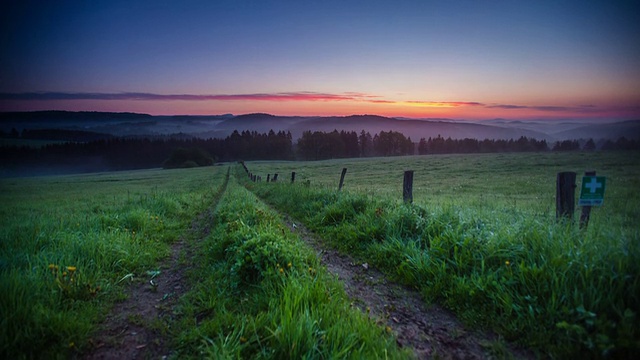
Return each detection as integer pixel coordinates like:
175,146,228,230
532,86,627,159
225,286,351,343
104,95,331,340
1,128,638,176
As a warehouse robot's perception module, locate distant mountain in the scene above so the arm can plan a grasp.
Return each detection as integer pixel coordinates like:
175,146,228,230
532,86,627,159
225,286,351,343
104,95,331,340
287,115,551,141
216,113,309,133
0,110,152,121
1,110,636,142
552,119,640,140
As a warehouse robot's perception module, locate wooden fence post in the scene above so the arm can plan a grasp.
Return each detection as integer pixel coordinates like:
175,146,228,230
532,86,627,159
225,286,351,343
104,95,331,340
272,173,278,182
338,168,347,191
579,170,596,228
556,171,576,221
267,174,271,182
403,170,414,203
291,172,296,183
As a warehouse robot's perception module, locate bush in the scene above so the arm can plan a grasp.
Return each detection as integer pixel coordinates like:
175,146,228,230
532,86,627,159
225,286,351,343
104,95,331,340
162,147,214,169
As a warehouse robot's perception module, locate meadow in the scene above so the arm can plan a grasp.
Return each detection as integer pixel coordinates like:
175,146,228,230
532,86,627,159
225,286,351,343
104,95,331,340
0,166,226,358
246,151,640,233
0,164,408,359
245,151,640,357
2,150,638,358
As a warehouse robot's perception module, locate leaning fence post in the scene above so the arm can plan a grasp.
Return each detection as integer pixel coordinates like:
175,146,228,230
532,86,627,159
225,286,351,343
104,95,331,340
403,170,414,203
579,170,596,228
272,173,278,182
338,168,348,191
556,171,576,221
267,174,271,182
291,171,296,184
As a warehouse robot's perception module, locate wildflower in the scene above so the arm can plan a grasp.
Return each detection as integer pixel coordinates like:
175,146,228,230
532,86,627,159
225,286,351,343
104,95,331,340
287,262,292,268
69,342,75,348
505,260,510,266
67,266,77,272
240,336,247,343
386,326,392,333
279,268,284,274
63,271,68,277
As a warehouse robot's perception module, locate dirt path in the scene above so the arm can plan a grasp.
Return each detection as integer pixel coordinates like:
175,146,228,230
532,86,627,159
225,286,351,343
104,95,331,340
283,216,533,360
82,171,228,360
82,238,189,359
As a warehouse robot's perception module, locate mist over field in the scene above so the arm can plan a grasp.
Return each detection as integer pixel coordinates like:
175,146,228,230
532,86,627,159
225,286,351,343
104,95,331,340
2,111,638,142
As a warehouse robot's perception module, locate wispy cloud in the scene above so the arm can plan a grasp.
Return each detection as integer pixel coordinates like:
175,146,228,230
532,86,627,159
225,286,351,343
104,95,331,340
1,91,626,115
493,104,569,112
404,101,484,107
0,91,387,103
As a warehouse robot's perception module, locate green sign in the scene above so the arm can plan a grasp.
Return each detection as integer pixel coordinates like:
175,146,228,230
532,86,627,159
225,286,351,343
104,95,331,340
579,176,606,206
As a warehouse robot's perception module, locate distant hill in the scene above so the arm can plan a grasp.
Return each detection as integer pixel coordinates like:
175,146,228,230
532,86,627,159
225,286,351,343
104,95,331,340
288,115,551,141
1,110,636,142
552,119,640,140
0,110,152,121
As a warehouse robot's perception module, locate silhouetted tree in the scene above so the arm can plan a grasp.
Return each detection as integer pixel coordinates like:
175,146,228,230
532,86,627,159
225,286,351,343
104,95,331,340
583,138,596,151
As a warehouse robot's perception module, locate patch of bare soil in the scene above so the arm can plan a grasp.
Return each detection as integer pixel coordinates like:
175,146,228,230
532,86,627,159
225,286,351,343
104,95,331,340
82,238,189,360
285,217,533,360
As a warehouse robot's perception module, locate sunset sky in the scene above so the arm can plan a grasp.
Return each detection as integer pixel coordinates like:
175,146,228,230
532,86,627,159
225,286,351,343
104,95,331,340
1,0,639,120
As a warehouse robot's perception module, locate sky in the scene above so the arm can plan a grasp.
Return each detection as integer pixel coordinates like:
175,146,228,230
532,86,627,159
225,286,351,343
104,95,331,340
1,0,639,120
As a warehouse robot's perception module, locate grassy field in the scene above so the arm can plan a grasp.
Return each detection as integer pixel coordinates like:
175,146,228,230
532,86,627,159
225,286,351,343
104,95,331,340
0,166,227,358
173,175,407,358
2,151,638,358
1,164,410,359
245,151,640,357
246,151,640,234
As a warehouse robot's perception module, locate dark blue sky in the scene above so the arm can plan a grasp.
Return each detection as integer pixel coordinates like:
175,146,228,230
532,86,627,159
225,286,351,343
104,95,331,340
1,0,639,119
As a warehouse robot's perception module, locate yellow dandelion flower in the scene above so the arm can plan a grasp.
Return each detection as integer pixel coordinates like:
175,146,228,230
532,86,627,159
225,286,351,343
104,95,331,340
279,268,284,274
386,326,392,333
63,271,68,276
67,266,77,272
287,262,292,268
240,336,247,343
505,260,510,266
48,264,55,270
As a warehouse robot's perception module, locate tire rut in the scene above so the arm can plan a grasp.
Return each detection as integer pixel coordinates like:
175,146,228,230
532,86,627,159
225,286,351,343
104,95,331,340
278,213,533,360
82,168,230,359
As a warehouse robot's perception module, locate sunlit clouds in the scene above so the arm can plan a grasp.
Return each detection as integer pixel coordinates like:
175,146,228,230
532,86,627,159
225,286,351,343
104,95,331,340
2,91,636,120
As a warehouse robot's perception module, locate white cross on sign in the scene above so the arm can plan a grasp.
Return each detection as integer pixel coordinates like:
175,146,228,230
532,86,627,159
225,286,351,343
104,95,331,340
579,176,606,206
585,177,602,193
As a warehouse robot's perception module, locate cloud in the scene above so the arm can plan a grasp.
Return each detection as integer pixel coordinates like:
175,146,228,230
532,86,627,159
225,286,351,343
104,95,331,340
0,91,387,103
3,92,631,116
486,104,594,112
404,101,484,107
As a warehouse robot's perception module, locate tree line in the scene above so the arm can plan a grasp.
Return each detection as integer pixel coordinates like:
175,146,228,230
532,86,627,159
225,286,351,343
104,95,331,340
1,128,638,176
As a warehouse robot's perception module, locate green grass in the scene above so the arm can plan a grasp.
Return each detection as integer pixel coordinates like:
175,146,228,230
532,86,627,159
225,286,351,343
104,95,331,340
244,151,640,358
172,175,408,359
246,151,640,226
0,166,227,358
